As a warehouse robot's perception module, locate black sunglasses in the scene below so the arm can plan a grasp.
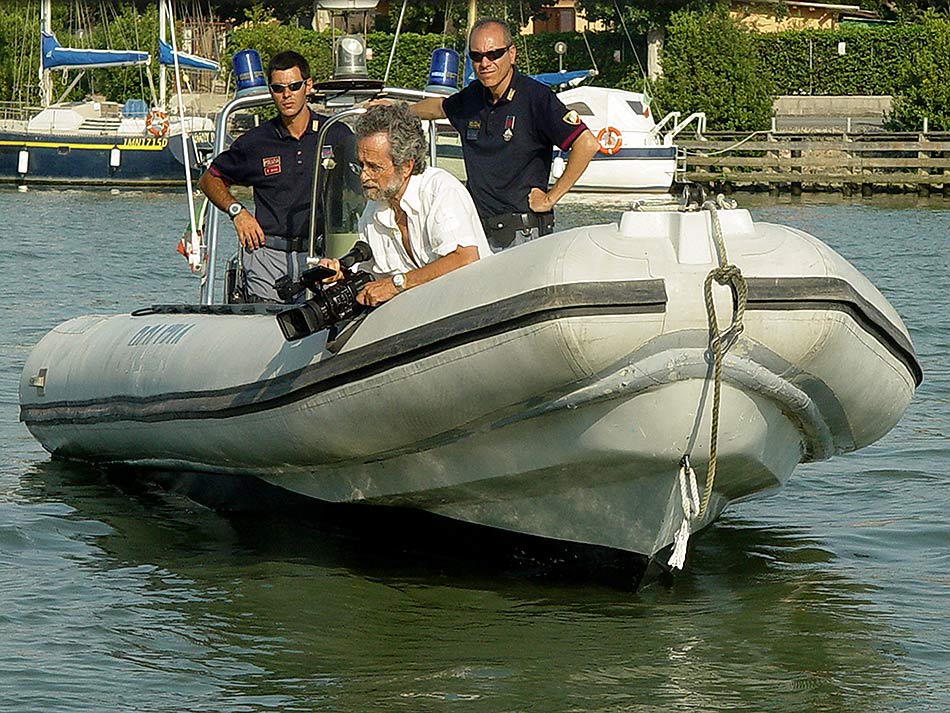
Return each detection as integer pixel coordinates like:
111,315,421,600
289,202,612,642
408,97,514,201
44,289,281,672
269,80,306,93
469,46,511,63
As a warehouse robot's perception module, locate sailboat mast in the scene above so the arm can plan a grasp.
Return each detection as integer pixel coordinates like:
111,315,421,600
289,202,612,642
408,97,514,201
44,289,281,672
467,0,476,36
40,0,52,106
159,0,167,109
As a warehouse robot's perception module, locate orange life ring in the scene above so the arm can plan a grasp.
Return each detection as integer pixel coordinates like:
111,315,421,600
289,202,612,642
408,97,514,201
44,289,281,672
597,126,623,155
146,109,170,137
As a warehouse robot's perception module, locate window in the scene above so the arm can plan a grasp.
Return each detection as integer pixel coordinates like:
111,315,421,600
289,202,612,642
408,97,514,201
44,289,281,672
627,100,646,115
533,8,575,33
565,102,594,117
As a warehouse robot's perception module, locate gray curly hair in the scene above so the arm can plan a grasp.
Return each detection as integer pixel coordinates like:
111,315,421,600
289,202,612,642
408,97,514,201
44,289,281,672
355,102,427,175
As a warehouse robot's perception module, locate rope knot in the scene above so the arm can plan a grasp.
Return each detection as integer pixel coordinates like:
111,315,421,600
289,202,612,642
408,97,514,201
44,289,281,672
712,263,743,285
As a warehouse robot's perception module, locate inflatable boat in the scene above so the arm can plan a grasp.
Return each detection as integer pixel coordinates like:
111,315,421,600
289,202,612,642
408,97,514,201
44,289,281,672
19,198,921,577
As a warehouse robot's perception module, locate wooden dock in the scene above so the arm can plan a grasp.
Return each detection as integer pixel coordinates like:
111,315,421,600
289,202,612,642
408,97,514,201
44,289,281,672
677,131,950,197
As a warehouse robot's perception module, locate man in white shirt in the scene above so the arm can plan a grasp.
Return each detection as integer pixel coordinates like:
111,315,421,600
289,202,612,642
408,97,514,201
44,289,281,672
319,102,491,307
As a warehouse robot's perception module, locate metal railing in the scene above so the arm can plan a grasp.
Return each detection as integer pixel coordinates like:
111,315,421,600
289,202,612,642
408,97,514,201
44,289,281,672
651,110,707,146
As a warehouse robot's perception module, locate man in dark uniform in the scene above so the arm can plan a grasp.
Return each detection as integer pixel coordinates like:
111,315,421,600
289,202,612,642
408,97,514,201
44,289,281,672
411,18,599,251
198,50,351,302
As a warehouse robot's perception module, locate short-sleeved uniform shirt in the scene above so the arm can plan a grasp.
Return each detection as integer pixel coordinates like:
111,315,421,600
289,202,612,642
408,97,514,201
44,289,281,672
208,109,351,244
442,69,587,219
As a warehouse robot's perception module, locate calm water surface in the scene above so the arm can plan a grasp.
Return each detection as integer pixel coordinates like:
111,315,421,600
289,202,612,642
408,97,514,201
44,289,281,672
1,188,947,711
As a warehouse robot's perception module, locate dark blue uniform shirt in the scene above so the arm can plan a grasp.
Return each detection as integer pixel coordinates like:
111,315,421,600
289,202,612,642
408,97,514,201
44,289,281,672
209,109,351,244
443,69,587,218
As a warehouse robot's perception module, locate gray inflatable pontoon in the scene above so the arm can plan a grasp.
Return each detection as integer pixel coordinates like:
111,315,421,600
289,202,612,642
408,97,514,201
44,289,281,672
20,204,921,576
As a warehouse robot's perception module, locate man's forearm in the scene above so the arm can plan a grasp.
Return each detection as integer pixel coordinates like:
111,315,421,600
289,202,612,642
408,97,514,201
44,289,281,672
404,245,478,289
355,245,479,307
547,130,599,204
409,97,447,121
198,172,238,212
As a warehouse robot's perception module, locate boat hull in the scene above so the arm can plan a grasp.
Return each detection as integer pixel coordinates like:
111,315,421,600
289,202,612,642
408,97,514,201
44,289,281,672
557,146,676,192
19,208,920,563
0,129,204,186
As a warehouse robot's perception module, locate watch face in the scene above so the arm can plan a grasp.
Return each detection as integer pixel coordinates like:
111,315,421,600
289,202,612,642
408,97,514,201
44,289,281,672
228,203,242,217
393,273,405,287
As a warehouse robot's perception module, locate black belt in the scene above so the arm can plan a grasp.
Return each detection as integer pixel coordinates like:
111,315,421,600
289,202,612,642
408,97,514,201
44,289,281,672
481,212,555,249
482,212,542,232
262,235,308,253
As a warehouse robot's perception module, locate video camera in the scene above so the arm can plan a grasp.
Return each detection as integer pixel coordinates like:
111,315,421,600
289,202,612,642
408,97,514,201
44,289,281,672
275,241,375,341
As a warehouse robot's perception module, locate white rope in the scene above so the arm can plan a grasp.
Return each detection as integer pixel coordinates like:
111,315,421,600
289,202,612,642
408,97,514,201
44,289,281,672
668,456,700,570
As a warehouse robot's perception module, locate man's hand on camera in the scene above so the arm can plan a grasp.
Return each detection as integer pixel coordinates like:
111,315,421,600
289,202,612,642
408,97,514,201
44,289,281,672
234,211,266,250
316,258,345,283
356,278,399,307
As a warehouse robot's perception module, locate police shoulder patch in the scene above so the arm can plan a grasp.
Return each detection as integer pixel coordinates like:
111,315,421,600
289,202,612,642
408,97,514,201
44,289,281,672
562,110,581,126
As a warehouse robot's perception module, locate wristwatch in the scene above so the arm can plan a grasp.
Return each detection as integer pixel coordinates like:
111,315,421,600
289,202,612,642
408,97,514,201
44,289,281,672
392,272,406,291
227,202,244,220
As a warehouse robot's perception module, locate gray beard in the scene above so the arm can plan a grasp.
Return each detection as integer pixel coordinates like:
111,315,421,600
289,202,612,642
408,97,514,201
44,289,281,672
364,174,403,202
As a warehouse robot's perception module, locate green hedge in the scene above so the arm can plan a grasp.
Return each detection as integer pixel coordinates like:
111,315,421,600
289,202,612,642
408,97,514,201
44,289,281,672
887,15,950,130
753,24,921,96
651,7,775,131
752,17,950,129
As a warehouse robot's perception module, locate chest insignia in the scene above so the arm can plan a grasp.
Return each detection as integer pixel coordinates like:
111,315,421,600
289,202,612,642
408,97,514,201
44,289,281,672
321,145,336,170
562,110,581,126
503,115,516,142
262,155,281,176
466,119,481,141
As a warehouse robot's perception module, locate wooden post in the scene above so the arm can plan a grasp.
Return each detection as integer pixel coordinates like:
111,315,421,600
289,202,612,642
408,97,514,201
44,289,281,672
843,124,853,198
791,145,802,196
768,127,779,196
919,131,930,197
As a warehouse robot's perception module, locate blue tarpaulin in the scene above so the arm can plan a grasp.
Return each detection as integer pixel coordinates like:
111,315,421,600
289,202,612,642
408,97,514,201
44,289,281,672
461,59,592,89
41,31,149,71
158,39,220,72
529,70,594,88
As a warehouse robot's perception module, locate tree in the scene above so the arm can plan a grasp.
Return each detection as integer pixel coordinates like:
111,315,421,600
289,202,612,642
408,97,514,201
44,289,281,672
650,5,774,130
375,0,558,35
576,0,712,36
886,13,950,130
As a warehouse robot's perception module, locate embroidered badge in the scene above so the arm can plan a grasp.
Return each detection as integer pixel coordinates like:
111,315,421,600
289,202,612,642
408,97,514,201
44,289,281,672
262,155,281,176
506,88,516,101
466,119,481,141
562,110,581,126
503,115,516,142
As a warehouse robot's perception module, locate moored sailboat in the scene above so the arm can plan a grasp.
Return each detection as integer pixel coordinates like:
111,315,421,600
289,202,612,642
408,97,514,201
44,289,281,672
0,0,219,188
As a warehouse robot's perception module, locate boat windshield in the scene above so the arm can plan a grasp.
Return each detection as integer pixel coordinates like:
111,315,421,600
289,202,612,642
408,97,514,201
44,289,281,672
314,113,365,259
